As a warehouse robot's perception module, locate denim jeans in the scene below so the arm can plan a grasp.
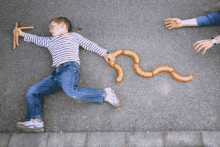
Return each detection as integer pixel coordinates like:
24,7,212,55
26,61,106,121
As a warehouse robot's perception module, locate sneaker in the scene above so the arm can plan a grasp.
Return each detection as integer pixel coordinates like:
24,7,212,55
16,118,44,133
104,87,120,108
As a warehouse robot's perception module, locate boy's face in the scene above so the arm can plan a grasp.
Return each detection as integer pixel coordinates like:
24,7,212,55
50,21,67,36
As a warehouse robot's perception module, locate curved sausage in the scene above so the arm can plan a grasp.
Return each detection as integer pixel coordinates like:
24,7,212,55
113,63,124,83
122,50,140,64
114,50,123,58
109,50,123,67
108,50,193,83
152,66,174,76
170,71,193,82
134,63,152,78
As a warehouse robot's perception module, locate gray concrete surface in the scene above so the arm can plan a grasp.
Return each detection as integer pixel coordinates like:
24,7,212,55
1,131,220,147
0,0,220,134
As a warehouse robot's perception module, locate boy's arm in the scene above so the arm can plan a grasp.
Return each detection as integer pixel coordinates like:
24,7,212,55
18,29,50,48
77,33,108,57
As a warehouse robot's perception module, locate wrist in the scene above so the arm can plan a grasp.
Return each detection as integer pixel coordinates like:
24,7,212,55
21,32,25,37
103,53,108,57
214,36,220,45
211,38,217,45
103,51,109,56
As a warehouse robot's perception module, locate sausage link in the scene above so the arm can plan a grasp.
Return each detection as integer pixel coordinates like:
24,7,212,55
123,50,140,64
114,64,124,83
170,71,193,82
134,63,152,78
152,66,174,76
19,26,35,30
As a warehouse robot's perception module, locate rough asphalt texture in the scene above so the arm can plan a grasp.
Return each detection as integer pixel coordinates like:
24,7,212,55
0,0,219,133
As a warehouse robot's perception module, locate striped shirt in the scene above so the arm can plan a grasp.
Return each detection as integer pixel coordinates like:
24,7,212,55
24,32,108,67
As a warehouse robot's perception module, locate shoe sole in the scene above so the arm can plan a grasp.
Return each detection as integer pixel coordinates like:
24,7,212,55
16,124,44,133
109,89,120,108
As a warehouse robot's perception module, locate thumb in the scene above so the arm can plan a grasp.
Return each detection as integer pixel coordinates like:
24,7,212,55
104,56,109,63
105,57,109,63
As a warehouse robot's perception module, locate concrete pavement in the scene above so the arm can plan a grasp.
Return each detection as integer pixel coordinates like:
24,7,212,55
1,131,220,147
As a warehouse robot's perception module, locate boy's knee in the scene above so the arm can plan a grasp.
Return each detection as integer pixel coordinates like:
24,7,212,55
63,88,78,98
27,85,38,97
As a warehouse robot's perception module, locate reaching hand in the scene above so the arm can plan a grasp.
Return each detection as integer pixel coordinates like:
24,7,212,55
165,18,184,29
103,53,115,63
193,39,213,55
13,28,25,37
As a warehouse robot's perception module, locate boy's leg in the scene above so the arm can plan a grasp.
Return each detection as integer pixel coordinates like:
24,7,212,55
59,62,119,106
26,72,61,120
60,63,105,103
17,70,61,132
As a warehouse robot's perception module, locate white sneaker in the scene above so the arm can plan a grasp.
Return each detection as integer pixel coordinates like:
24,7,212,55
16,118,44,133
104,87,120,108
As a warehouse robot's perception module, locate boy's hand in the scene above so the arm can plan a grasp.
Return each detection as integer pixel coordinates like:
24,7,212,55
165,18,183,29
18,28,25,37
193,39,213,55
103,53,115,63
13,28,25,37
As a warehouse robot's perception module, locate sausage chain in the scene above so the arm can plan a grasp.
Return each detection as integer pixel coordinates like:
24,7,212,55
109,50,193,83
13,22,35,49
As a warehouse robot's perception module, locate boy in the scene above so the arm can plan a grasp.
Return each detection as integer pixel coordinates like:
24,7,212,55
15,16,119,133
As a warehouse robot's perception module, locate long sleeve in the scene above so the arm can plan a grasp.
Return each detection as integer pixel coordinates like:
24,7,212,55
77,33,108,56
196,11,220,26
24,33,50,48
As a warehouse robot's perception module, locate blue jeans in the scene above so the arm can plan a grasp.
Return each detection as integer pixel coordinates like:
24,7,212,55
26,61,106,121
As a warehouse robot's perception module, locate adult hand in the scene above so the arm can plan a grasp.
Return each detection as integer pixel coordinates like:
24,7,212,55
164,18,184,29
103,53,115,63
193,39,213,55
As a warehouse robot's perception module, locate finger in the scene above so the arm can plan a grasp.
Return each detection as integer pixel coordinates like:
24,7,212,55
164,21,172,25
165,18,178,21
193,40,205,47
111,53,115,57
194,43,203,51
105,58,109,63
165,24,173,28
110,56,115,61
195,44,203,51
196,44,205,52
194,40,205,44
108,54,115,60
168,26,175,29
202,47,208,55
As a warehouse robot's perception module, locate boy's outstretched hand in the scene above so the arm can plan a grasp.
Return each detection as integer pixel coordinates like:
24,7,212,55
193,39,213,55
165,18,183,29
103,53,115,63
